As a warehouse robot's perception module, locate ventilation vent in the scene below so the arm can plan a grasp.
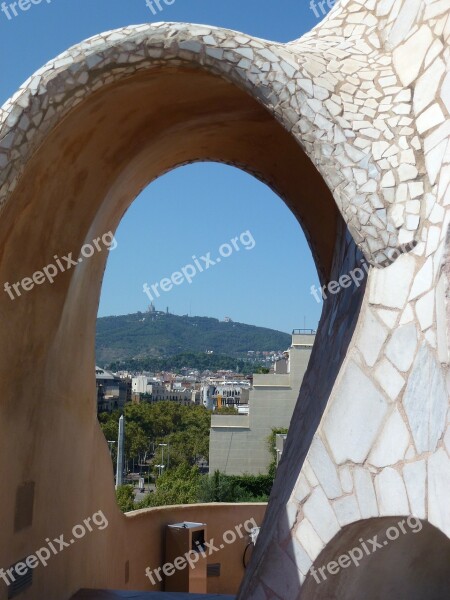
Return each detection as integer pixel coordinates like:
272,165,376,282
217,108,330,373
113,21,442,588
207,563,221,578
14,481,35,532
8,560,33,598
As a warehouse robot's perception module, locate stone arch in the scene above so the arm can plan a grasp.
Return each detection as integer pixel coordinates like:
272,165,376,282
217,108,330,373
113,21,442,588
1,2,448,598
0,21,365,600
1,21,426,268
237,1,450,596
0,23,345,281
300,517,450,600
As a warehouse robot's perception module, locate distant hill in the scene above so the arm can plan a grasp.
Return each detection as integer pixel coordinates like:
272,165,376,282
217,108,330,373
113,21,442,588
95,311,291,366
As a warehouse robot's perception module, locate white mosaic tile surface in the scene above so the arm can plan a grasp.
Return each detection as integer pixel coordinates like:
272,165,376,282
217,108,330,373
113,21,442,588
0,0,448,598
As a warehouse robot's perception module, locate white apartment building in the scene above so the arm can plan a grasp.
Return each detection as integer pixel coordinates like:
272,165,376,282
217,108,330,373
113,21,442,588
132,375,150,394
200,380,250,410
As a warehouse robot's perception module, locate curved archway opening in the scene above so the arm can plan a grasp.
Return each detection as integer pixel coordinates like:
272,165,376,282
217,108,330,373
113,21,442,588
0,58,359,597
302,517,450,600
95,160,322,508
0,63,342,497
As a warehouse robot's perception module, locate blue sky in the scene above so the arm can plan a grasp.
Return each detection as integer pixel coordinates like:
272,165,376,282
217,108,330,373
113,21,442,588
0,0,331,333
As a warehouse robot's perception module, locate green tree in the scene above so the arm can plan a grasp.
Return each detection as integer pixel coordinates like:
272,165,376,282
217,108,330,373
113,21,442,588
99,402,212,510
198,470,245,502
116,485,135,512
98,410,121,465
254,366,270,374
198,471,272,503
138,464,201,508
267,428,289,479
125,421,149,460
215,406,239,415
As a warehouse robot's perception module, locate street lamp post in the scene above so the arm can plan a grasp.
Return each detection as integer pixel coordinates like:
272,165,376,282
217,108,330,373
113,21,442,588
147,438,153,488
116,415,125,489
107,441,116,477
159,442,169,470
155,464,165,477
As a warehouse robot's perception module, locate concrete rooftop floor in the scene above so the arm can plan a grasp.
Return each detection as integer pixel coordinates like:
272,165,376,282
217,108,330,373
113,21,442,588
71,591,235,600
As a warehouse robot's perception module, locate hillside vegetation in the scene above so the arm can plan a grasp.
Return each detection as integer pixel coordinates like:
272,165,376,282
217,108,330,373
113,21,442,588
96,311,291,365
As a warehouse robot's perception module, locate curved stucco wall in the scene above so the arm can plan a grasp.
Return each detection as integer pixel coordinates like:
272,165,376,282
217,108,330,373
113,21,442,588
0,1,449,599
0,20,343,600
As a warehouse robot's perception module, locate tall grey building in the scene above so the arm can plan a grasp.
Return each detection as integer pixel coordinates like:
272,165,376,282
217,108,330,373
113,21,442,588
209,331,315,475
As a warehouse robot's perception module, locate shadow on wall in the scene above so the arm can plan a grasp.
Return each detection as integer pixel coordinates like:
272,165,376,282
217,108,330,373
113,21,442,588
240,223,367,598
251,511,450,599
301,517,450,600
